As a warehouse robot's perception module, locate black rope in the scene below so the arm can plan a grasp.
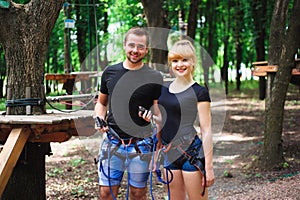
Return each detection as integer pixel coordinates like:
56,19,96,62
45,94,96,113
6,98,45,107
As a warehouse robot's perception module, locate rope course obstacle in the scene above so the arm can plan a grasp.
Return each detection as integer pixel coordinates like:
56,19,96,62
252,59,300,99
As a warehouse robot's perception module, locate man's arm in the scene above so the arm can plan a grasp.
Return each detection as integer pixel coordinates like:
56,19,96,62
94,92,108,132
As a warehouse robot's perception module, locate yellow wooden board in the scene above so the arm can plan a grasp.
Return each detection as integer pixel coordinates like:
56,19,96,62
0,128,30,197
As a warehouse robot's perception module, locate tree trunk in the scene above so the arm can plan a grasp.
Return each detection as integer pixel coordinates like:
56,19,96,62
0,1,64,115
75,0,87,66
223,36,229,95
251,1,268,100
261,0,300,169
0,1,64,199
140,0,170,72
234,0,243,91
187,0,199,40
0,48,5,98
64,1,72,75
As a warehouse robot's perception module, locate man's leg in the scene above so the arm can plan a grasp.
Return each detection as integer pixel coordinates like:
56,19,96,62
99,185,120,200
98,138,124,199
128,155,150,199
129,185,147,200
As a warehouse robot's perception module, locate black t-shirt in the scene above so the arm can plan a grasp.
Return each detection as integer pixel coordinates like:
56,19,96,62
158,82,211,144
100,62,163,138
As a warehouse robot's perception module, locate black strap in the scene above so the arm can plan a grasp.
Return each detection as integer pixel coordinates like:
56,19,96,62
6,98,45,107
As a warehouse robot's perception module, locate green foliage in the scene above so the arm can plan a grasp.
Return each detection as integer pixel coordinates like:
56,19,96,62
0,98,5,111
0,0,278,98
47,167,64,177
13,0,30,4
70,158,86,167
282,162,289,168
225,159,233,165
71,186,85,197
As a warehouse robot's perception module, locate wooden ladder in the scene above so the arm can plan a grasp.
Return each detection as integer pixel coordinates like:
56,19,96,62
0,128,30,197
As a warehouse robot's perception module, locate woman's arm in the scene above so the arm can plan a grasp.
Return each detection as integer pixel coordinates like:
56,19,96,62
197,101,215,187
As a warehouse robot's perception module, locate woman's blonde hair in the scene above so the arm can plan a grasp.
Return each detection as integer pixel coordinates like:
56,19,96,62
168,39,197,67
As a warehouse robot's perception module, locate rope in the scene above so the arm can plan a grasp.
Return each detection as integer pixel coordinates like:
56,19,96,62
6,98,45,107
45,95,95,113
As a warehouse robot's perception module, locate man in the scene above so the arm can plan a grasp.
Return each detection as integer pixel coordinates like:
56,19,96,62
94,27,163,200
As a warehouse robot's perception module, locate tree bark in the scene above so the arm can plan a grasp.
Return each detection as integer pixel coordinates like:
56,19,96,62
0,1,64,199
187,0,199,40
0,0,64,115
140,0,170,72
262,0,300,169
251,0,271,100
0,47,5,98
234,0,243,91
75,0,87,66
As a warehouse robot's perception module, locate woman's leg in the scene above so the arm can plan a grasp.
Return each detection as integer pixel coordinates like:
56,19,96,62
182,171,208,200
164,169,186,200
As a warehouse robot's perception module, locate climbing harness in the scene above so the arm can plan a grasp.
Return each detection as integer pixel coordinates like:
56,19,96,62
95,125,152,200
95,112,207,199
166,134,207,197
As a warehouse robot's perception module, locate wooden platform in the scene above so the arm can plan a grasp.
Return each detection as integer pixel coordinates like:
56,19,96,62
0,110,96,142
252,59,300,77
0,110,96,197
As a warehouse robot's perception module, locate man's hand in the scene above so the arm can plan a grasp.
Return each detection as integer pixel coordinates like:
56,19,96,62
94,116,108,133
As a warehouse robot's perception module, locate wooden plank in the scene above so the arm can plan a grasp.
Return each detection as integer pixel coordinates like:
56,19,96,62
0,110,93,125
0,127,30,197
292,68,300,75
29,132,71,143
253,71,267,77
45,74,76,81
252,61,268,66
254,65,278,73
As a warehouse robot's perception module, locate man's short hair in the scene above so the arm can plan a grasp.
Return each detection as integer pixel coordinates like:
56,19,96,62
124,27,150,46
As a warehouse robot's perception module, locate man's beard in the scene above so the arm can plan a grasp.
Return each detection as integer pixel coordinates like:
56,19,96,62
126,55,144,64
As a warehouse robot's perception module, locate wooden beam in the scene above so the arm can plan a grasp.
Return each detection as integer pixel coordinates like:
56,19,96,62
292,68,300,75
254,65,278,73
0,128,30,197
252,61,268,66
29,132,71,143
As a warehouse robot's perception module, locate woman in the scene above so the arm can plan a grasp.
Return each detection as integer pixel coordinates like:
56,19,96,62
157,39,214,200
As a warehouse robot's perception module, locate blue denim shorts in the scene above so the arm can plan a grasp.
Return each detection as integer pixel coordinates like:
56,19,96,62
163,136,205,172
98,130,153,188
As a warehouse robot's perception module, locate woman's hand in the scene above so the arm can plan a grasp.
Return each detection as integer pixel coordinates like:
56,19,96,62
138,106,152,122
204,168,215,187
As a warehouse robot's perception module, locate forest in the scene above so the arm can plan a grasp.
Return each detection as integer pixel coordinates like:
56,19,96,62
0,0,300,199
0,0,277,98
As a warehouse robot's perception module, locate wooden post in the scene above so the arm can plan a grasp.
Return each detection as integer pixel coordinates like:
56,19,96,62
6,87,11,115
1,142,50,200
259,77,266,100
26,87,31,115
0,128,30,197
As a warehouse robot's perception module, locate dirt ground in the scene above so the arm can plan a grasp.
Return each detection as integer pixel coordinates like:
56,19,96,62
46,84,300,200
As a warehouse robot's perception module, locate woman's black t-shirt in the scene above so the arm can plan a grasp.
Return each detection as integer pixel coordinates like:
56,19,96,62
158,82,211,144
100,62,163,139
